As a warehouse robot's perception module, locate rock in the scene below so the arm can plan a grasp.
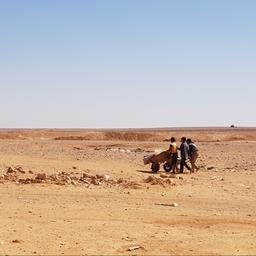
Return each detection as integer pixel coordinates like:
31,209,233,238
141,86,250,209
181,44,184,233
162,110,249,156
73,147,82,150
91,178,100,185
35,173,47,180
155,203,178,207
12,239,22,243
96,174,103,179
6,167,16,174
64,176,72,184
207,166,215,170
127,245,142,251
82,173,92,179
117,178,124,184
121,181,142,189
15,166,25,174
134,148,144,153
49,174,58,182
103,174,111,181
18,179,32,184
56,181,66,185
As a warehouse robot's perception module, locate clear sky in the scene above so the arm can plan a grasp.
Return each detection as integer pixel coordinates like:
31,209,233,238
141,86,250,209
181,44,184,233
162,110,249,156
0,0,255,128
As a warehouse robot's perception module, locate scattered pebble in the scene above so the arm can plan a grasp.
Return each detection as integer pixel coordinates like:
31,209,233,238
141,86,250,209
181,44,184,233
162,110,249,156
127,245,142,251
155,202,178,207
12,239,22,243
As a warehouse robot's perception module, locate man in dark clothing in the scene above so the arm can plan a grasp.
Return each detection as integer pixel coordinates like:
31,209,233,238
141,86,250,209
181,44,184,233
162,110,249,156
179,137,191,173
187,138,199,172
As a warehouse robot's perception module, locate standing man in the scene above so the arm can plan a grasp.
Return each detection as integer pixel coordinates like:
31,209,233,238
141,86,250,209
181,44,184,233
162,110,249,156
187,138,199,172
179,137,191,173
169,137,178,173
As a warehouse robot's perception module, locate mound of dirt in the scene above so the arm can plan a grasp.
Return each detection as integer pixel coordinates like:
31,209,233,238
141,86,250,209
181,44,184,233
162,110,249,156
1,167,116,186
1,167,184,189
54,131,160,141
104,131,159,141
144,175,179,187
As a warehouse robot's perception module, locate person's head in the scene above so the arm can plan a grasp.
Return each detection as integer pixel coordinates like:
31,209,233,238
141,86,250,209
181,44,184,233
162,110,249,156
186,138,192,144
170,137,176,142
181,137,186,143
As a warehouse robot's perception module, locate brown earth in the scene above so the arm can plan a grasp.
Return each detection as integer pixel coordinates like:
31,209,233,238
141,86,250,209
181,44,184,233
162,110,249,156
0,128,255,255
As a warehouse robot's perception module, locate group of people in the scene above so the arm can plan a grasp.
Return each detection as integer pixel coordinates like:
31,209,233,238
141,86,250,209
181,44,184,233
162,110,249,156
168,136,199,174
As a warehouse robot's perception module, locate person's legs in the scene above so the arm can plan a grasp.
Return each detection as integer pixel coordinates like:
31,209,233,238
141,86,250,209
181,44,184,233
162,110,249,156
184,159,192,172
171,153,178,173
191,153,199,171
190,158,195,172
180,158,185,173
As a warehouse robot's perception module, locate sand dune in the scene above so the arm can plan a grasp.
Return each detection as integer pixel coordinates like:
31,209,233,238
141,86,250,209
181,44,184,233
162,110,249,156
1,127,256,142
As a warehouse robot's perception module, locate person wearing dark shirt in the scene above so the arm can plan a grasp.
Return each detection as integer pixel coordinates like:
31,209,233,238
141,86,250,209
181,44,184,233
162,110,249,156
187,138,199,172
179,137,191,173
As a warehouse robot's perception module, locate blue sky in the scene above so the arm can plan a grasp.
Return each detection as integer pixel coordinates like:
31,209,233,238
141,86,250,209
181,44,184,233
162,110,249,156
0,0,255,128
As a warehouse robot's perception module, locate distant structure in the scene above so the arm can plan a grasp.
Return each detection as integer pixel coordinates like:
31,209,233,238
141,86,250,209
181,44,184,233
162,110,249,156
230,124,236,128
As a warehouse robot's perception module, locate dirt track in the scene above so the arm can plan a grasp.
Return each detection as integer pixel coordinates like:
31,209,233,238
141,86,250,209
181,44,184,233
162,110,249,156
0,129,256,255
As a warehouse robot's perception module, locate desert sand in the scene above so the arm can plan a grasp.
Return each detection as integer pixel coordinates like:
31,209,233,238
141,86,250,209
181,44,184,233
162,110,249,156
0,128,256,255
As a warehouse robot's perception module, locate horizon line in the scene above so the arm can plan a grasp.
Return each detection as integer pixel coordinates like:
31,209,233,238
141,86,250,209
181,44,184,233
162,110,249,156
0,126,256,131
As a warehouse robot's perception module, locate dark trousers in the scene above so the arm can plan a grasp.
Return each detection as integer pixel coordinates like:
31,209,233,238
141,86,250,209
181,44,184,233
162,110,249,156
180,158,191,173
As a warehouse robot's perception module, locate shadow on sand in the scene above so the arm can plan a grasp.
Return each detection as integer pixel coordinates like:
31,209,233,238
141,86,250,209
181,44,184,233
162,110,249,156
136,170,155,174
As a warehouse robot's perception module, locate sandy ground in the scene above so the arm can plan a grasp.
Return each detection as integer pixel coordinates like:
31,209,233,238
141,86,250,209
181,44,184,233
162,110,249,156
0,129,256,255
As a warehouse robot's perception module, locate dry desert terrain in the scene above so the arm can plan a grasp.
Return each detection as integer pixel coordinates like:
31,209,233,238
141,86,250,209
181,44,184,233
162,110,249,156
0,128,256,255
